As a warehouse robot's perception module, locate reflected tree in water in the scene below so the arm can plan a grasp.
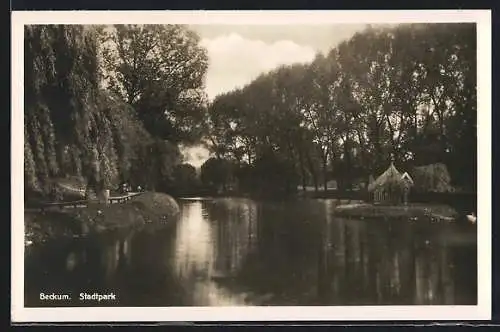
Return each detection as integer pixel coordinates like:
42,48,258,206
24,199,476,307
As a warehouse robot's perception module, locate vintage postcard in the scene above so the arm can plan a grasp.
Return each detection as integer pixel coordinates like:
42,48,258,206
11,10,491,323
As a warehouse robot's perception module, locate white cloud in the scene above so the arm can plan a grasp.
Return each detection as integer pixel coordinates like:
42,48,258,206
183,33,317,168
180,145,212,169
201,33,317,100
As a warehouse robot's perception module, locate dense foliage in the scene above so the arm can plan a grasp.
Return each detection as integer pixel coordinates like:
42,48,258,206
100,24,209,144
24,25,209,197
24,23,477,199
205,23,477,193
25,25,118,194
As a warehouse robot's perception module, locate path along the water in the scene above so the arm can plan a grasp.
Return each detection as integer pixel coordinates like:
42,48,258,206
27,192,144,212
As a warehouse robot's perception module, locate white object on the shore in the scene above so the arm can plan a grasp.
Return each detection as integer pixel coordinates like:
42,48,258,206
466,212,477,224
25,240,33,246
335,203,368,210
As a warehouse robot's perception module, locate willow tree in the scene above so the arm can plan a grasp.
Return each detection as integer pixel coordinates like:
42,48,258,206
24,25,120,194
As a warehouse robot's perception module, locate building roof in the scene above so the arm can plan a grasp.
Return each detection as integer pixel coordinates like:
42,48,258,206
401,172,414,185
368,162,404,192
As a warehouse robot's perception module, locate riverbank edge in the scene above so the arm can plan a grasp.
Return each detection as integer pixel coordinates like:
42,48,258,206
333,202,459,221
24,192,180,246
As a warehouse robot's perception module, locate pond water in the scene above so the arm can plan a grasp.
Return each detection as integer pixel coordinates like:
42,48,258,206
24,197,477,307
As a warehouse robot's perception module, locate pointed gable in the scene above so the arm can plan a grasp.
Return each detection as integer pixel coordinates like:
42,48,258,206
401,172,414,186
367,162,403,192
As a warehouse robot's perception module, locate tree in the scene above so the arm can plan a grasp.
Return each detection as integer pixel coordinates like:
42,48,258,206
200,157,234,193
100,24,209,144
172,163,199,195
24,25,121,194
100,91,154,186
24,25,195,198
299,54,345,191
141,139,182,192
203,23,477,195
252,149,300,196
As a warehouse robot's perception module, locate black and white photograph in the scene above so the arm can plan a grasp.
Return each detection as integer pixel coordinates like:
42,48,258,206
11,10,491,322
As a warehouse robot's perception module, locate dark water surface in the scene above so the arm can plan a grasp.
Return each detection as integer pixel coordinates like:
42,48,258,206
25,198,477,306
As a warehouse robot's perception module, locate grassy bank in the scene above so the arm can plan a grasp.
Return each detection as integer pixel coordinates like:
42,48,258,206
24,192,180,245
334,202,459,222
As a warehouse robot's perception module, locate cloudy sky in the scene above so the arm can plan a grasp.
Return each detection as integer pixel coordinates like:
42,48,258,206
182,24,368,167
189,24,367,101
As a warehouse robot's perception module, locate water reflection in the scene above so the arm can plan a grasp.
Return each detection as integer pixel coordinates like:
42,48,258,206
24,197,477,307
170,200,259,305
209,199,258,277
100,235,132,281
174,202,215,280
65,252,77,271
315,211,470,305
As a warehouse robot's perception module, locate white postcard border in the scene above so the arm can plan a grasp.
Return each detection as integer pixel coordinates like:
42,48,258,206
11,9,492,322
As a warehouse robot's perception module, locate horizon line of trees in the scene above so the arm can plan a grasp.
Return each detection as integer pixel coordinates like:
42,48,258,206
202,23,476,195
23,23,477,199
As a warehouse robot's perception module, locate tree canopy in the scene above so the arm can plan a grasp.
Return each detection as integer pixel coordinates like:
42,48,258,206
24,24,209,197
206,23,476,193
100,25,209,144
24,23,477,199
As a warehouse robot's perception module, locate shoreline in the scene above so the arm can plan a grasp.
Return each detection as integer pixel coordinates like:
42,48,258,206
333,202,460,222
24,192,180,247
24,193,470,247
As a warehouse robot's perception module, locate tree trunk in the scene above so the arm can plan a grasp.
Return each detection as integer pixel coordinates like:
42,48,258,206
337,177,344,192
306,151,319,192
322,156,328,192
298,148,307,192
301,171,307,192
